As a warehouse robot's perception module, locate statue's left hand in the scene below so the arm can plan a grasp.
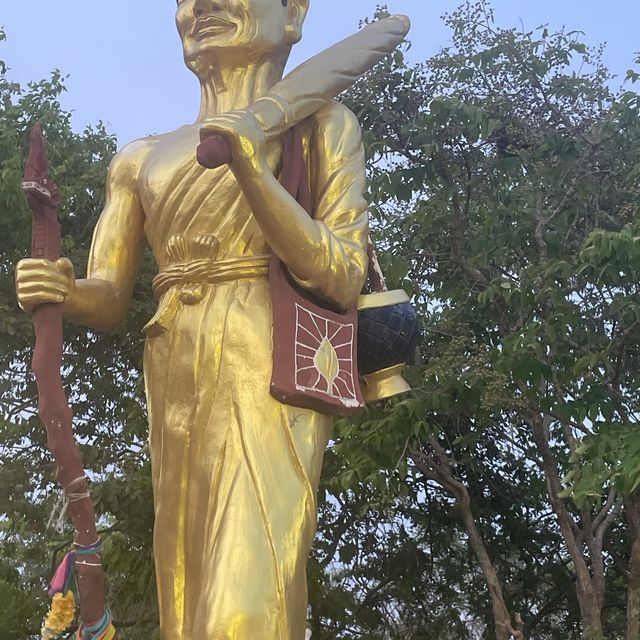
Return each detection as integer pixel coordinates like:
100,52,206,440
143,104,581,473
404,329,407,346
199,111,267,174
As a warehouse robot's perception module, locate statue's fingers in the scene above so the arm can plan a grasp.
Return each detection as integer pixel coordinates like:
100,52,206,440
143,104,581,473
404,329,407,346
200,125,235,139
23,291,65,303
17,291,65,312
16,268,70,288
200,116,244,137
56,258,75,277
17,280,70,298
16,263,64,282
17,258,57,270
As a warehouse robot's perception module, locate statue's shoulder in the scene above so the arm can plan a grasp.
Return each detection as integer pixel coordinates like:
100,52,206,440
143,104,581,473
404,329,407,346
306,100,361,133
106,135,164,186
303,101,363,153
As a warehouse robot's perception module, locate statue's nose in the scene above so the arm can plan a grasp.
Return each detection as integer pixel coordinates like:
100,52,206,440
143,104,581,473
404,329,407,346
193,0,224,18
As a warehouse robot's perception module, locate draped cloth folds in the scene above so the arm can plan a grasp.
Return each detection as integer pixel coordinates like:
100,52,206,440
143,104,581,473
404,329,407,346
145,276,330,639
141,102,368,639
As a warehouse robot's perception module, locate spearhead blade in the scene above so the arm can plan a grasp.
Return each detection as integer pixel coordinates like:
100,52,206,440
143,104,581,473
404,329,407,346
24,122,48,182
22,122,59,207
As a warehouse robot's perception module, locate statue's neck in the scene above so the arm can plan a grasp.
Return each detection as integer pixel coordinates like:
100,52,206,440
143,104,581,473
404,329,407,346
196,57,286,120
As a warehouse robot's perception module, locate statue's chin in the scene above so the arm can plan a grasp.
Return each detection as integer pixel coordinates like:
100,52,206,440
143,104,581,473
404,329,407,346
185,45,291,80
183,51,228,79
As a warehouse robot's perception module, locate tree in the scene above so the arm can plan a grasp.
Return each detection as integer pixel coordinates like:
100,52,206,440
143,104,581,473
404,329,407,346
0,28,158,639
3,2,640,638
319,2,640,638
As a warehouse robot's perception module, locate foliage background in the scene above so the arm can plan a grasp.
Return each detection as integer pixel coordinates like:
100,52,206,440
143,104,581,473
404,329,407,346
1,2,640,638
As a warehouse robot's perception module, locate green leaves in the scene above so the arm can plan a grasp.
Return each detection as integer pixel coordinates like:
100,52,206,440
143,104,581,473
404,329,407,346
0,31,157,639
566,423,640,507
333,0,640,636
1,2,639,637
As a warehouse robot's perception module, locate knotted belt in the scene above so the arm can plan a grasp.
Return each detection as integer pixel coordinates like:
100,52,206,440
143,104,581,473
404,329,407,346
144,234,270,337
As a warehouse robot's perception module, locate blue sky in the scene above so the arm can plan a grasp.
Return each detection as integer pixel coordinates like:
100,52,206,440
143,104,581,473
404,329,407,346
1,1,638,146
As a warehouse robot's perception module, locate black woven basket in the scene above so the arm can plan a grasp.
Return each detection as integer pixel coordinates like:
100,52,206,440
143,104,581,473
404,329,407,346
357,291,420,376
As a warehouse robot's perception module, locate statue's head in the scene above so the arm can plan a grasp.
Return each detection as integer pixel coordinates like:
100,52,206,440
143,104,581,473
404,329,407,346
177,0,310,77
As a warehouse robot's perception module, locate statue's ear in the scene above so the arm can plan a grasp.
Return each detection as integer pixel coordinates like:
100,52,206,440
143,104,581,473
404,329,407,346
285,0,309,45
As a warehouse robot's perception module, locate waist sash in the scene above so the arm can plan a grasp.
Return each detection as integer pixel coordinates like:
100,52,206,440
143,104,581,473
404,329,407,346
144,253,270,337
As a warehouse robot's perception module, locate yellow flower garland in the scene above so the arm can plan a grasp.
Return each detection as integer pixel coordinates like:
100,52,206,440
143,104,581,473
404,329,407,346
41,591,76,639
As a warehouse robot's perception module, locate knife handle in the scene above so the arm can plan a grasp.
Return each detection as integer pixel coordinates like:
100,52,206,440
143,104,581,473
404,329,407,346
197,135,232,169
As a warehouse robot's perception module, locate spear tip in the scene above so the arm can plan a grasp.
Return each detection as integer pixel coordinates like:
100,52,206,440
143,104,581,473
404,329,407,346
23,122,57,205
24,121,49,183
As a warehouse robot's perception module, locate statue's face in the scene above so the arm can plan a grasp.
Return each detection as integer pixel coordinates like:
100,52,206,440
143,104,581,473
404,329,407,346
177,0,306,72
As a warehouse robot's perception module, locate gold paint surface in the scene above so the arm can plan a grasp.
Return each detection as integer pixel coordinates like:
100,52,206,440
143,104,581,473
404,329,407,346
314,337,340,387
361,363,411,403
14,2,410,637
358,288,410,311
134,103,368,638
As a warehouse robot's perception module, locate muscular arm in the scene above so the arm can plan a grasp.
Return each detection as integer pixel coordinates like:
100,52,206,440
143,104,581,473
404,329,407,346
217,102,368,310
64,140,149,331
291,103,369,307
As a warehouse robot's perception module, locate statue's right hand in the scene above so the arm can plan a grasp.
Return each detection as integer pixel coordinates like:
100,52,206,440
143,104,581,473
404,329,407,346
15,258,75,314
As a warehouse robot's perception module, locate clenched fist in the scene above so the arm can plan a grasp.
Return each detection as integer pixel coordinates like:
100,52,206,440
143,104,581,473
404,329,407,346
200,110,268,175
15,257,75,314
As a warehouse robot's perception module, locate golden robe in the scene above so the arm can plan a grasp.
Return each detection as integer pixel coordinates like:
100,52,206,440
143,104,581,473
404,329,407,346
137,102,368,639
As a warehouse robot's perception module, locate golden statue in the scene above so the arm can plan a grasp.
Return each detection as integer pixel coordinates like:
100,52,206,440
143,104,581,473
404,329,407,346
16,2,410,637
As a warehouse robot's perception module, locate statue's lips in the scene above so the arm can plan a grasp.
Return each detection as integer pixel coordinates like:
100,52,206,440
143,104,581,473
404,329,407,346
193,17,235,40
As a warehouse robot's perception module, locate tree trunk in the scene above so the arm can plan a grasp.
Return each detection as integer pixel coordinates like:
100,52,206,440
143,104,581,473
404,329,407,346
528,412,604,639
410,446,524,640
625,493,640,640
628,537,640,640
458,490,525,640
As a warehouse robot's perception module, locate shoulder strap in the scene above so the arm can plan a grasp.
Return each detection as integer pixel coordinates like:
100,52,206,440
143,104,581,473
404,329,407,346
280,126,313,217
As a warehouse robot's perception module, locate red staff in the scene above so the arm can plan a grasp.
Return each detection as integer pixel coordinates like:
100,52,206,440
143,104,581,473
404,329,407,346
22,124,115,640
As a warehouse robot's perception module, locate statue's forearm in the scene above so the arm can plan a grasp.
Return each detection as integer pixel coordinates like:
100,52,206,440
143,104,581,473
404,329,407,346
64,278,129,332
237,160,323,280
199,106,368,309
